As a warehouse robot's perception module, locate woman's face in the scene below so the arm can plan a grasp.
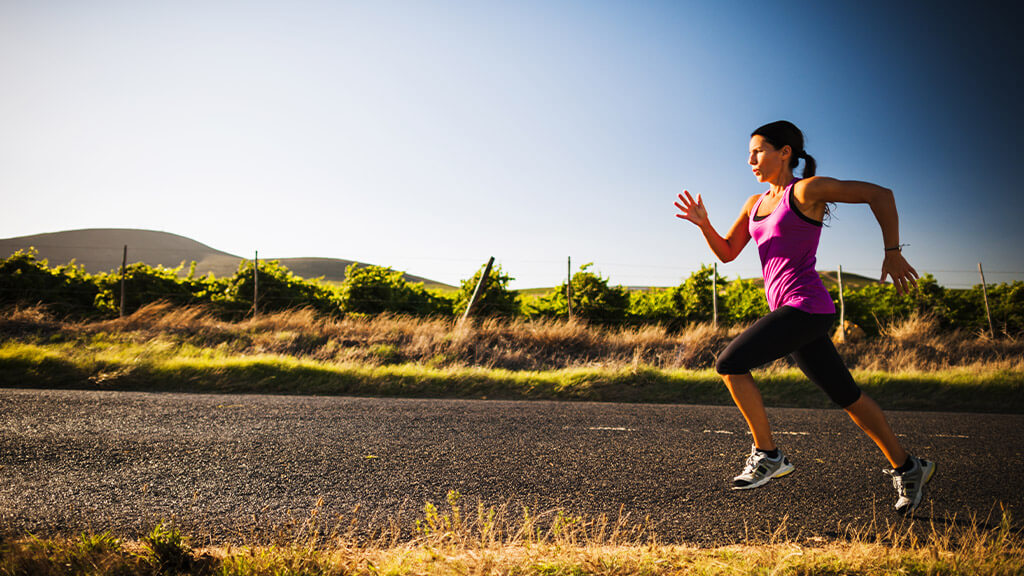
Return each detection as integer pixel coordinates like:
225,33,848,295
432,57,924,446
748,135,790,184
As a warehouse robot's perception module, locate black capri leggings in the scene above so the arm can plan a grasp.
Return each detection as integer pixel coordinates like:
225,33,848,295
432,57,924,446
715,305,862,408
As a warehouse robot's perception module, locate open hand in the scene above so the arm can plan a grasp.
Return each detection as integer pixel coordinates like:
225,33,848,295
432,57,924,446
881,251,919,296
674,190,708,229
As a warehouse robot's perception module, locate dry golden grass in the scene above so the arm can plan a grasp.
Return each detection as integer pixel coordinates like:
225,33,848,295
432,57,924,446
3,494,1022,575
3,302,1022,374
848,312,1024,372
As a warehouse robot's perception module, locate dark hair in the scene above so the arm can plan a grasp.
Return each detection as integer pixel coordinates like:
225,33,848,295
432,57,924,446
751,120,816,178
752,120,832,221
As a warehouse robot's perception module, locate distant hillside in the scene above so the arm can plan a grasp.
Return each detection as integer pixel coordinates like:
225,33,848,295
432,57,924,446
818,269,880,290
0,229,453,288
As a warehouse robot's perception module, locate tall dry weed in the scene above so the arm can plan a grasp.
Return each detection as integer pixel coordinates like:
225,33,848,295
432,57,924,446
669,322,732,369
0,304,61,337
243,307,325,333
881,311,940,346
4,303,1023,372
86,301,223,335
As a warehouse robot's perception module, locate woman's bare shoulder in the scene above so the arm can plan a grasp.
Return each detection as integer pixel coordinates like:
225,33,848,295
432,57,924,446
797,176,885,204
794,176,837,201
741,193,762,216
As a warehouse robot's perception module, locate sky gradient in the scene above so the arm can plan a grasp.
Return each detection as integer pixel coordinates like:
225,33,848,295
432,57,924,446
2,0,1022,289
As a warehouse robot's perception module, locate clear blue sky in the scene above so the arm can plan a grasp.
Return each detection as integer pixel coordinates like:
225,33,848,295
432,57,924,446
2,0,1021,289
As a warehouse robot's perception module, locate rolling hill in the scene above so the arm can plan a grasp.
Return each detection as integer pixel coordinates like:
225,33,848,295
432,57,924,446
0,229,453,288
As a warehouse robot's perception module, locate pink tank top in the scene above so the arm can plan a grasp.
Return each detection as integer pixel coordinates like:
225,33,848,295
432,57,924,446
748,179,836,314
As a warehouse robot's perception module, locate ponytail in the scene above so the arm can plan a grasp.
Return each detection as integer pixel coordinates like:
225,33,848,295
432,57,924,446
799,151,816,178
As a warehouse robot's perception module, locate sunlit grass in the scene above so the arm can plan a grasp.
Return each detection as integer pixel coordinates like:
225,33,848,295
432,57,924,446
2,494,1022,575
1,337,1022,411
2,303,1023,410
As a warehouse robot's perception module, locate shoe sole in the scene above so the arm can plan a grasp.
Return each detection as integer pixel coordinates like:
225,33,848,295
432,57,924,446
731,462,795,490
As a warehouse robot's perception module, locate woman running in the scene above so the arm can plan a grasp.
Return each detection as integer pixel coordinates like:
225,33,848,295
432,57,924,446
673,120,935,515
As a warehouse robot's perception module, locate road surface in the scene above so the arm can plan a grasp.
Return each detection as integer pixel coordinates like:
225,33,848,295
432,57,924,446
1,388,1020,544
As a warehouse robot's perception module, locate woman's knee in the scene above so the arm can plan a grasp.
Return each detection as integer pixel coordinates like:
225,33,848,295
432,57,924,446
715,350,747,375
835,387,864,410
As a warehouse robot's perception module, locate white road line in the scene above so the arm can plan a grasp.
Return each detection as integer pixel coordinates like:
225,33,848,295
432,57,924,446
586,426,637,431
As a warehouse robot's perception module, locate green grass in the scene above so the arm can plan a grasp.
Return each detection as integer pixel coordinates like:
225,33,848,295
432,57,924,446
2,339,1023,412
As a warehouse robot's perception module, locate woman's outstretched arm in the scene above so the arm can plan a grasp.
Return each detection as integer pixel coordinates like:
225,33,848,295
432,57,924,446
797,177,919,295
674,191,758,263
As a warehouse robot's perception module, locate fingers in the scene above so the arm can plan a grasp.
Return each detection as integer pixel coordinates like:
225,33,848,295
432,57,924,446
674,189,710,230
899,261,919,294
676,190,703,207
883,270,918,296
890,271,910,295
880,253,920,296
674,190,705,224
675,192,693,209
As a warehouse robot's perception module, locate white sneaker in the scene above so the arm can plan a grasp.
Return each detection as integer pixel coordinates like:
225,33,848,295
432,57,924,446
884,455,936,516
732,444,795,490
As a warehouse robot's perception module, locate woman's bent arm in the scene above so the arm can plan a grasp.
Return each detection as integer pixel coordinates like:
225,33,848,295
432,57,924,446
798,177,919,294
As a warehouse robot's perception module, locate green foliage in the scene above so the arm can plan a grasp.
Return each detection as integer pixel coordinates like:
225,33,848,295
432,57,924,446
75,531,121,555
454,263,520,318
628,288,678,325
224,259,341,318
369,343,403,364
142,521,193,574
528,263,630,324
2,249,1023,335
842,281,916,335
976,281,1024,335
629,267,764,327
339,263,448,316
94,262,204,315
670,264,727,324
721,277,770,324
0,249,99,317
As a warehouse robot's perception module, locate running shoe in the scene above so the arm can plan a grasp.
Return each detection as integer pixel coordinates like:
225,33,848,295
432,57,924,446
732,444,795,490
884,455,936,516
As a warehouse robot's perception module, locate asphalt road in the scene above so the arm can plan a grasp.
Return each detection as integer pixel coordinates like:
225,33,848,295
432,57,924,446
1,388,1021,544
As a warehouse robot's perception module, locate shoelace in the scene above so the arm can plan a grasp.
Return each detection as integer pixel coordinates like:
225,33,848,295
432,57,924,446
741,452,765,476
885,469,910,497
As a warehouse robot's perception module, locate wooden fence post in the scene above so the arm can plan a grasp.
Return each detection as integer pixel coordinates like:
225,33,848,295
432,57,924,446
567,256,573,320
979,262,994,338
119,245,127,318
253,251,259,317
837,265,846,343
461,256,495,323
